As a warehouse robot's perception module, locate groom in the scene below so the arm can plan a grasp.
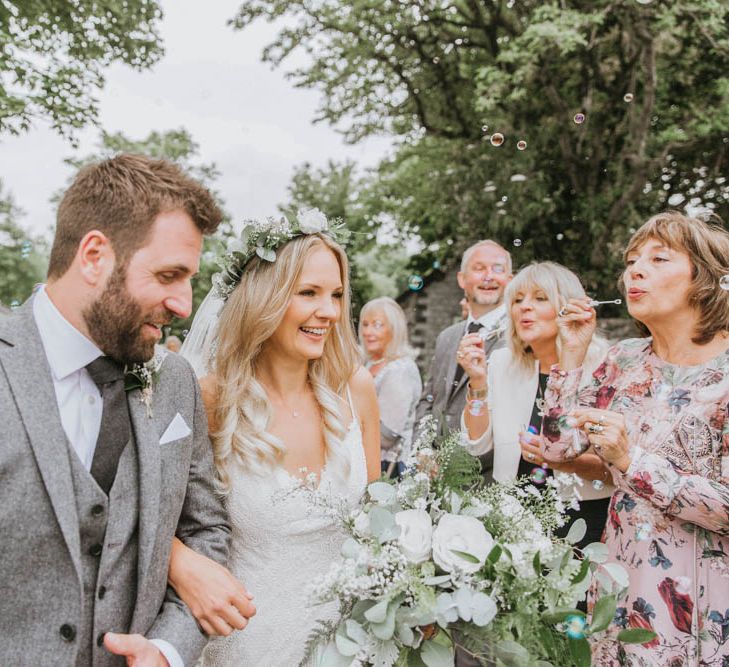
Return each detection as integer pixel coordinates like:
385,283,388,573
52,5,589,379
0,155,248,666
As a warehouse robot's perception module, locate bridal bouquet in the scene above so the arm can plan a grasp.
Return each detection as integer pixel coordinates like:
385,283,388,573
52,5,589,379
300,418,654,667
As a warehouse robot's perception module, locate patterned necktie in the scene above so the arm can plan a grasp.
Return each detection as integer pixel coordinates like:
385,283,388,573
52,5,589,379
453,321,484,387
85,357,132,495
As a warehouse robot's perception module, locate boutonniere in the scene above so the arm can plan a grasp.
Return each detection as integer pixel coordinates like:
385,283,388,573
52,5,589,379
124,348,167,418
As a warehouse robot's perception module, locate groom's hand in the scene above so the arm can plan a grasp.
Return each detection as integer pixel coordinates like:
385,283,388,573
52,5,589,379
103,633,169,666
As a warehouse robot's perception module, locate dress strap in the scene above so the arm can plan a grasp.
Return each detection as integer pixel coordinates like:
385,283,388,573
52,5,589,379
345,384,357,422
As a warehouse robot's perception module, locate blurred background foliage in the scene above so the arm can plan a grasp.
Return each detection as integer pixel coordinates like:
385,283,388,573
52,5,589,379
1,0,728,328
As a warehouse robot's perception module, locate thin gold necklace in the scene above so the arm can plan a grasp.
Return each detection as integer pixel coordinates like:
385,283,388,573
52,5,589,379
263,382,310,419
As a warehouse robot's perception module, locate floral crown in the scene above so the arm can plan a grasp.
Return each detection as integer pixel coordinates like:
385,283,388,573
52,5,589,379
212,208,350,300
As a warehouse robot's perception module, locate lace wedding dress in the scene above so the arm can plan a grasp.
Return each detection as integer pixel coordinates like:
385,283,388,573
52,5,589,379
202,396,367,667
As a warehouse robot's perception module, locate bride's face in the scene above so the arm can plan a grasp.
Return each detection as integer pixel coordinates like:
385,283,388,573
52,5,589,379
269,245,344,361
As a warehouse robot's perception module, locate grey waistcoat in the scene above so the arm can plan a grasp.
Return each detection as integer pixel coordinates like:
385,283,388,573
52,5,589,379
66,435,139,667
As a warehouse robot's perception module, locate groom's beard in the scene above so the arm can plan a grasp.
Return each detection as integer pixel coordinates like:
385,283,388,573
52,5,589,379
83,270,172,365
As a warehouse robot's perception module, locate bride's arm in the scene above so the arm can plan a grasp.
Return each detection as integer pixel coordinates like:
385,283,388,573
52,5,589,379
168,537,255,636
167,374,256,636
350,366,382,482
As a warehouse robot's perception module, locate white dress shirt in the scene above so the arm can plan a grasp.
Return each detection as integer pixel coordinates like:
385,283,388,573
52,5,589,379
466,303,507,332
32,286,183,667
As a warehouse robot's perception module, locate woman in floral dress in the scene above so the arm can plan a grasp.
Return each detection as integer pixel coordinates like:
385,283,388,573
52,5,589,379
542,212,729,666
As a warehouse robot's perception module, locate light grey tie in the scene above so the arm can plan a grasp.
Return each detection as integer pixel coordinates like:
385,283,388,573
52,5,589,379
85,357,132,495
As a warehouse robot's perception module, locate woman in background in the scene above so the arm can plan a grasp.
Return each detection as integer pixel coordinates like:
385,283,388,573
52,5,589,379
458,262,614,549
544,212,729,664
360,296,422,477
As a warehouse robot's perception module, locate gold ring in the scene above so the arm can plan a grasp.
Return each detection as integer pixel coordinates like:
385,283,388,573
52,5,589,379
587,423,604,434
527,453,535,461
558,306,568,317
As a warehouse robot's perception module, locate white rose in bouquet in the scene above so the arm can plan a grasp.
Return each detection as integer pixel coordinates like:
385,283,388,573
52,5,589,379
432,514,494,574
297,208,329,233
395,509,432,564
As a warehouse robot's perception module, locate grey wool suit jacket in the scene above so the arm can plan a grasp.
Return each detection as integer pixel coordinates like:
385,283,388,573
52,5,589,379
415,319,504,482
0,302,230,666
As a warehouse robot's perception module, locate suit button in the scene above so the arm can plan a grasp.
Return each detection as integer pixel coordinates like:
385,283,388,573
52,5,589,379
97,632,106,647
59,624,76,641
98,586,107,599
91,504,104,517
89,543,103,557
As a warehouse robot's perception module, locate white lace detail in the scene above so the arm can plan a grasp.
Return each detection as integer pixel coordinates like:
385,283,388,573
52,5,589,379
201,415,367,666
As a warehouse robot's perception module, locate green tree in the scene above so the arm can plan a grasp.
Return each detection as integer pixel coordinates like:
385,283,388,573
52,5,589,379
0,183,48,308
0,0,163,139
231,1,729,294
59,128,235,337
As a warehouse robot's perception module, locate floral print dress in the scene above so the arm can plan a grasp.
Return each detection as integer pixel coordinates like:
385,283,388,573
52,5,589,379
543,338,729,666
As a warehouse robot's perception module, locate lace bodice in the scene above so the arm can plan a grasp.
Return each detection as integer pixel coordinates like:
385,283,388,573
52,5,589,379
202,417,367,667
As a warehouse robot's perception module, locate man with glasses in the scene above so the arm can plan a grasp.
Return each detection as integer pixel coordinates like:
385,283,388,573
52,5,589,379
415,240,513,482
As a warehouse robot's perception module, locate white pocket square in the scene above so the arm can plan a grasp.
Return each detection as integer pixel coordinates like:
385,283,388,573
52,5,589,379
160,413,191,445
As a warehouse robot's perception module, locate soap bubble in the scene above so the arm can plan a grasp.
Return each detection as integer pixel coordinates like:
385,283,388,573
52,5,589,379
10,299,20,309
468,400,485,416
408,275,424,291
667,193,685,206
510,174,527,182
529,467,547,485
719,275,729,291
181,329,189,338
481,125,489,133
20,240,32,258
623,93,634,103
513,239,522,247
564,614,587,639
433,260,441,269
635,523,652,541
490,133,505,147
516,140,527,151
573,113,586,125
527,425,539,435
556,233,564,241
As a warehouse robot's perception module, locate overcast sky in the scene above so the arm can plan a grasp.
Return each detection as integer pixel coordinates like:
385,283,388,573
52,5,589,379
0,0,392,238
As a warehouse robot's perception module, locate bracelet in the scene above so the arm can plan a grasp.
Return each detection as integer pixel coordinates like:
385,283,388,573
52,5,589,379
466,382,487,401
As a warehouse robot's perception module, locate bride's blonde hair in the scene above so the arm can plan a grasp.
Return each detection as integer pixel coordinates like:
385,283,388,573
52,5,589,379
211,233,360,492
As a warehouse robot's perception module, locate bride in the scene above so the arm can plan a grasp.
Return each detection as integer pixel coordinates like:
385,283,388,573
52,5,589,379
170,212,380,665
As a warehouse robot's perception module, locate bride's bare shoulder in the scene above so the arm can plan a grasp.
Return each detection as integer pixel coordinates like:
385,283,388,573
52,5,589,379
198,374,220,430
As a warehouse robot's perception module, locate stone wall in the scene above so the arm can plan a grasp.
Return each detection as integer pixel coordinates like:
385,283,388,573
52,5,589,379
398,266,642,377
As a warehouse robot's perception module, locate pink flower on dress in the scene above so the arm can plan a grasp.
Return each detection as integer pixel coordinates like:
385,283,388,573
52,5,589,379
595,385,616,409
658,577,694,634
631,471,655,497
628,612,660,648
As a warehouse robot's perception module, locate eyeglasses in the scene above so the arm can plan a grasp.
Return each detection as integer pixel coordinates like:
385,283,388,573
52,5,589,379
470,263,506,275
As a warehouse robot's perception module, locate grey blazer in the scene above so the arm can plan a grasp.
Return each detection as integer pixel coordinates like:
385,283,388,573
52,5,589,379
415,319,504,480
0,303,230,665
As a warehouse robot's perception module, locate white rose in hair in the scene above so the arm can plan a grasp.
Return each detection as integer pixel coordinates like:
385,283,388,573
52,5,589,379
432,514,493,573
395,509,432,564
297,208,329,233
